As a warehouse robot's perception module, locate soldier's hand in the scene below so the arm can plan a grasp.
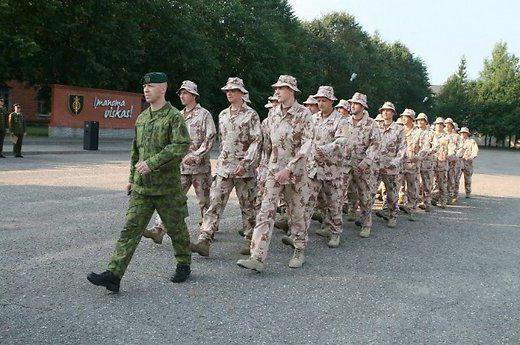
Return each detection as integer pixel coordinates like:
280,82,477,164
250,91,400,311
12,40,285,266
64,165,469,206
126,183,133,195
135,161,152,175
234,165,246,177
275,168,291,184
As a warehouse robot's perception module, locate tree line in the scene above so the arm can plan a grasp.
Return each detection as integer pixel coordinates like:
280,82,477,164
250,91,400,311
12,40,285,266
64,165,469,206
0,0,433,120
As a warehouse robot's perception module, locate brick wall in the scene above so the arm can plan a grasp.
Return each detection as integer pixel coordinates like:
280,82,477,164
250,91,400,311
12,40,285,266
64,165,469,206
5,81,41,122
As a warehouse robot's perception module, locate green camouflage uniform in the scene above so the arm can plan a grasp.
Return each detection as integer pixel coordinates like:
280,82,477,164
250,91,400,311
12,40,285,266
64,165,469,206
0,106,8,155
8,112,25,156
107,102,191,278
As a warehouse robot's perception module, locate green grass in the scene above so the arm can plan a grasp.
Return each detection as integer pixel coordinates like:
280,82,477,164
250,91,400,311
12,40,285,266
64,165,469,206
26,124,49,137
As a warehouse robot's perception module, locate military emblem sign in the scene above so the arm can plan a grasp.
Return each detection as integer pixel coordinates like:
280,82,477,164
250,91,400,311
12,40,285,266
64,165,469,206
68,94,84,116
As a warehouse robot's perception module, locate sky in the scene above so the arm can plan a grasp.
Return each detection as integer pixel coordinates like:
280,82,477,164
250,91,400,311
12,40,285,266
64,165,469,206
288,0,520,85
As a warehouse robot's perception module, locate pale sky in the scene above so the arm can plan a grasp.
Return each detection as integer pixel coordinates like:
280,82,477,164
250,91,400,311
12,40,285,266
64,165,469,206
288,0,520,85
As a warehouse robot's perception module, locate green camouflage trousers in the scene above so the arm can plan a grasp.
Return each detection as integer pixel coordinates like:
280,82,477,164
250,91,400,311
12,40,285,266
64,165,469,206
108,191,191,278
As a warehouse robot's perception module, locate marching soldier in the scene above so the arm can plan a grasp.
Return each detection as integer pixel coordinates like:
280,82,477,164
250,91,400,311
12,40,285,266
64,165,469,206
237,75,313,271
459,127,479,198
301,86,344,248
143,80,217,244
400,109,423,221
329,92,381,238
443,117,462,204
87,72,192,292
377,102,406,228
0,98,8,158
431,117,449,209
8,104,26,158
416,113,435,212
335,99,350,117
190,77,261,257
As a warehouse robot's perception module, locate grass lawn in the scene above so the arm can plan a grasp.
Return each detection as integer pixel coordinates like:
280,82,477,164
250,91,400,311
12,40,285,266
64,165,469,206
26,124,49,137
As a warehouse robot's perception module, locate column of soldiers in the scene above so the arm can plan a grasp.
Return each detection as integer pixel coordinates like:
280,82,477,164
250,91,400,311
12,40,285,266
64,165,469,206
87,72,480,293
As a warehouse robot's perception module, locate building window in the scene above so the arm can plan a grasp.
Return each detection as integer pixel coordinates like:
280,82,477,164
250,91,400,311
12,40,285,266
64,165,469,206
0,86,10,109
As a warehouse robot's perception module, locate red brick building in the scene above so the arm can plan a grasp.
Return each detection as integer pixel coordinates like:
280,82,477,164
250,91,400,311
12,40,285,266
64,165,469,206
0,81,47,122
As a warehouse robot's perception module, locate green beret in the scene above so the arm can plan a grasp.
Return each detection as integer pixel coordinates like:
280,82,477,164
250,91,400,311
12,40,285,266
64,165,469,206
141,72,168,84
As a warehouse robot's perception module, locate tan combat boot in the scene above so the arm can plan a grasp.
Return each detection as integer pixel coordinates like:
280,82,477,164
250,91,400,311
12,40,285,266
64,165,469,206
281,235,295,248
189,239,211,257
315,226,331,238
387,217,397,228
359,226,371,238
274,219,289,233
236,258,265,272
327,234,340,248
346,211,357,222
142,228,164,244
288,248,305,268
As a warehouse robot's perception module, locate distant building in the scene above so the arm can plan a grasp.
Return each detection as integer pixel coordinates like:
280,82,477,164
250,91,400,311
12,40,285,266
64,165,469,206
0,81,48,122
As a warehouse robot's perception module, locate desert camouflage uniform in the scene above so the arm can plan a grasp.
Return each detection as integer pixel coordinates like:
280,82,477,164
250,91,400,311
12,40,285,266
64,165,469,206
460,137,479,195
198,102,261,242
445,131,463,199
432,131,449,205
417,128,435,207
249,102,313,263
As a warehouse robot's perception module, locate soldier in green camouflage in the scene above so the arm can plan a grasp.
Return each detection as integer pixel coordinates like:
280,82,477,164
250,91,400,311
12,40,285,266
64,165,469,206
0,98,8,158
8,104,26,158
87,72,192,293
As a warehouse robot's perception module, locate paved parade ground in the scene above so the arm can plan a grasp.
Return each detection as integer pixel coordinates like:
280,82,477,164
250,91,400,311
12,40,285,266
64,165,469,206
1,147,519,344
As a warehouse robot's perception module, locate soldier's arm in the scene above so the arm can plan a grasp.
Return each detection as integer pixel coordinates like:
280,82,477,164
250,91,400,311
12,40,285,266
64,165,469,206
286,112,314,173
190,110,216,157
361,123,381,167
146,111,190,171
239,110,262,171
128,128,139,183
416,132,431,160
8,113,13,129
392,128,407,167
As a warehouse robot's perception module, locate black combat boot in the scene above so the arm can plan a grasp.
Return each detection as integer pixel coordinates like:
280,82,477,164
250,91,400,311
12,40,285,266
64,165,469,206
170,264,191,283
87,271,120,293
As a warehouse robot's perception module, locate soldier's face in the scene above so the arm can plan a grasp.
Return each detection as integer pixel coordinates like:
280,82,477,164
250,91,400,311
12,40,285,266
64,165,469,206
462,132,469,139
179,90,196,106
225,89,243,104
381,109,394,121
435,124,444,132
143,83,166,103
316,97,333,113
417,119,427,128
0,101,4,107
338,107,349,117
274,86,293,103
350,102,364,115
14,106,21,112
446,123,454,132
401,116,413,126
305,104,319,114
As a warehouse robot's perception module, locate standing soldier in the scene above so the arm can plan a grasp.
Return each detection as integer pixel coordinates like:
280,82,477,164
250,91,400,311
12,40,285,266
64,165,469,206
143,80,217,244
237,75,313,271
330,92,381,238
190,77,261,257
303,96,319,114
416,113,435,212
431,117,449,209
335,99,350,117
0,98,8,158
400,109,424,221
301,86,344,248
87,72,192,292
443,117,462,204
459,127,479,198
9,104,26,158
377,102,406,228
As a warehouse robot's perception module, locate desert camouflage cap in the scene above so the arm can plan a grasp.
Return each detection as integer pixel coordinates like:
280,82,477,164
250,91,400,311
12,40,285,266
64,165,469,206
400,108,416,121
378,101,396,113
335,99,350,110
416,112,428,122
271,75,300,93
221,77,248,94
460,127,470,134
347,92,368,108
434,117,445,125
303,96,318,105
312,86,337,101
177,80,199,97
